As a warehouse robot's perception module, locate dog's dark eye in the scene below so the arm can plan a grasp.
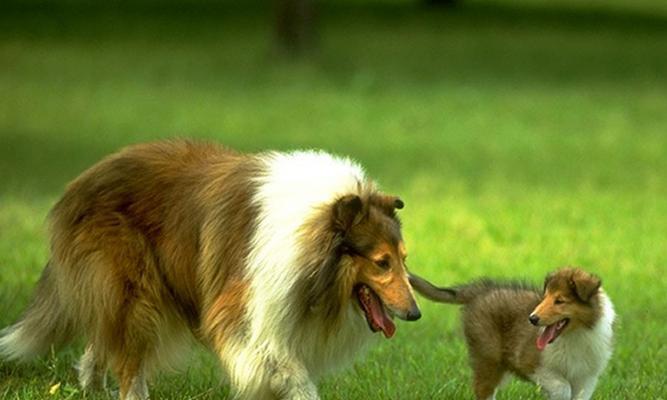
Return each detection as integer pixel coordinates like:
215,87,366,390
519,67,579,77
554,298,565,305
375,259,390,269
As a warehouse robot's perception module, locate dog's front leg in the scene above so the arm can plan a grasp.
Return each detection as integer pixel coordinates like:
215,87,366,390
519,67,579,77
269,361,319,400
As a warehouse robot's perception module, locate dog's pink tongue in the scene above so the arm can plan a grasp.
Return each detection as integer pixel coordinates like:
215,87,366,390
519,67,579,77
536,324,557,351
369,293,396,338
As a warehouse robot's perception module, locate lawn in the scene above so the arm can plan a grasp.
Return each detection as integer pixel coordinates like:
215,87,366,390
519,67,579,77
1,0,667,398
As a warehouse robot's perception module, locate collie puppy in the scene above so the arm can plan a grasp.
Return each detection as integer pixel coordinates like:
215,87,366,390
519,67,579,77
0,140,421,400
410,268,614,400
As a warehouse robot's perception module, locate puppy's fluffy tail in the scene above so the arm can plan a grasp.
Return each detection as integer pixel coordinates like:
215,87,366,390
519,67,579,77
410,274,527,305
0,262,74,361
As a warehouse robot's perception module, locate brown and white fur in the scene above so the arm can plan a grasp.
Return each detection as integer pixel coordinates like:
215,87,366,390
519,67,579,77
410,268,614,400
0,140,421,400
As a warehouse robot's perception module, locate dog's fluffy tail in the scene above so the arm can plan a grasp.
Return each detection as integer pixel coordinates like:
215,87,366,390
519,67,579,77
410,274,534,305
0,262,74,361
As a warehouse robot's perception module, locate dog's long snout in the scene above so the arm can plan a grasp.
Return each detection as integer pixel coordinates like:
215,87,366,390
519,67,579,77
529,314,540,326
405,306,421,321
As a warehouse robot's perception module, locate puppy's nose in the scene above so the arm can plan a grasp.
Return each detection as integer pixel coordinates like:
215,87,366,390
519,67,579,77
529,314,540,326
405,307,421,321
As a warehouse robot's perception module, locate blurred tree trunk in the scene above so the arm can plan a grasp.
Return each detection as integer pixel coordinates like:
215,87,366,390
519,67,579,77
274,0,317,54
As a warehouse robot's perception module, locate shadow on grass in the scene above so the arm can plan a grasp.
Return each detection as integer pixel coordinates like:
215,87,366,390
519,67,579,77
2,127,662,199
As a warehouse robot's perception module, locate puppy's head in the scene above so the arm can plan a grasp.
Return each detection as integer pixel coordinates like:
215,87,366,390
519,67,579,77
529,267,602,350
333,194,420,338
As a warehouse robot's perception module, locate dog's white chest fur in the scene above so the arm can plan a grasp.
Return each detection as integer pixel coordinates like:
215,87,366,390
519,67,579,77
531,293,615,400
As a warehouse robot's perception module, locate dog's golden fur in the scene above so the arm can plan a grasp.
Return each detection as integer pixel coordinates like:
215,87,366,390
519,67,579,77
0,140,420,399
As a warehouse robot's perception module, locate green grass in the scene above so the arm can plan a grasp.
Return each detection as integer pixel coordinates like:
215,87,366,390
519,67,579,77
1,0,667,398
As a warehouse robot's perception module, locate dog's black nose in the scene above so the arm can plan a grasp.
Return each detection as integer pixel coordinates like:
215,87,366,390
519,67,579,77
529,314,540,326
406,308,421,321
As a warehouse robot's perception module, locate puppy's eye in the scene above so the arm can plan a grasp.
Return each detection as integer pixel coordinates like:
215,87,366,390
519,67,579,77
375,259,390,269
554,298,565,305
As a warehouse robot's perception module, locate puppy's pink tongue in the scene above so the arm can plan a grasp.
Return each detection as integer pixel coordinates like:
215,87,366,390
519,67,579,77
368,292,396,338
536,324,557,351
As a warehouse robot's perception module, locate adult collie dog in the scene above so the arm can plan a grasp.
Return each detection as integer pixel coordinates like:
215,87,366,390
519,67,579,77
0,140,421,399
410,268,614,400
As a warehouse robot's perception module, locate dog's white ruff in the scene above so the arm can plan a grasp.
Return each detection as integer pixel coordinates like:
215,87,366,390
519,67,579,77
221,151,376,399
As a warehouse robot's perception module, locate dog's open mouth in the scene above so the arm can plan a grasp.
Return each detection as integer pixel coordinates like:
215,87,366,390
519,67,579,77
355,284,396,339
536,318,569,351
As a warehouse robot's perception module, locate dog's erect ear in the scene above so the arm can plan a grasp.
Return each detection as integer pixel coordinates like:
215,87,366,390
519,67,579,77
371,194,404,216
569,269,601,302
333,194,364,231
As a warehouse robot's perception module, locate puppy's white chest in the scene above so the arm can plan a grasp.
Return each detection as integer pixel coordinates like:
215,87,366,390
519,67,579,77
542,339,596,380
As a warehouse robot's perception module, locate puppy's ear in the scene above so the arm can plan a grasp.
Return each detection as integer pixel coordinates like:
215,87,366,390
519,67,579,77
569,269,601,302
333,194,364,231
543,273,554,293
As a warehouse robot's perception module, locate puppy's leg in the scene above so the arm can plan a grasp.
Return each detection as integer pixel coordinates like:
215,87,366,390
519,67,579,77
531,369,571,400
541,380,571,400
472,359,505,400
571,376,598,400
77,344,107,391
